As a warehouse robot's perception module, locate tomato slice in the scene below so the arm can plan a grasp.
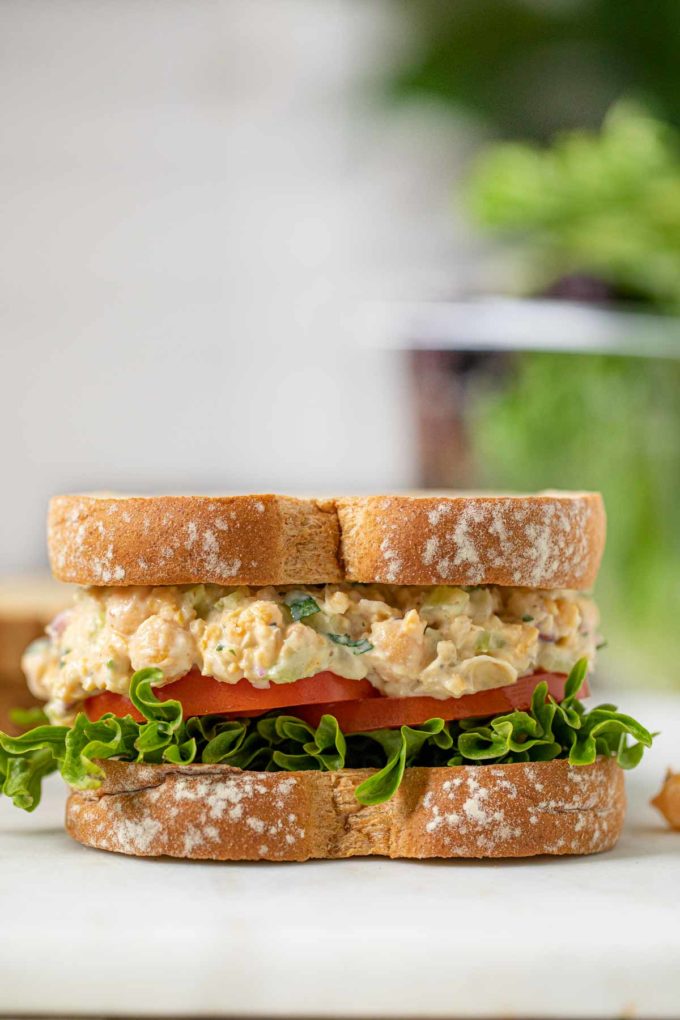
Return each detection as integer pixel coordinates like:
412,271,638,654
293,672,589,733
84,669,587,733
84,670,378,724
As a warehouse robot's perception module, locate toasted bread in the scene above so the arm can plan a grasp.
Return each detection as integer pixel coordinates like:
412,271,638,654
337,491,605,588
48,491,605,589
66,756,624,860
48,494,342,587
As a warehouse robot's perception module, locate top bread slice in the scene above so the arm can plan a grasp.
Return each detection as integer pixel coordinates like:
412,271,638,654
48,491,605,590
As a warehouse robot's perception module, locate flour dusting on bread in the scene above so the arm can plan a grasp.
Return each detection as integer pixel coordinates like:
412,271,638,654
337,492,605,589
66,757,623,861
50,491,605,590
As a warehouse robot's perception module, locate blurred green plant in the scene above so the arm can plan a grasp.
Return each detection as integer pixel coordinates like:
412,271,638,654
387,3,680,686
463,103,680,686
388,0,680,141
469,352,680,687
469,103,680,309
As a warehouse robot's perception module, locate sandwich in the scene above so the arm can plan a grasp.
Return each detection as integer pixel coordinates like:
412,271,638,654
0,491,653,860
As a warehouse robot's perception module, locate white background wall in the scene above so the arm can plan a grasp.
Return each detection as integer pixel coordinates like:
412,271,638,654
0,0,478,571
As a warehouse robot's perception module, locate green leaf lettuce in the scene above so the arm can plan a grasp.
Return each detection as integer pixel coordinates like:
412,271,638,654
0,659,654,811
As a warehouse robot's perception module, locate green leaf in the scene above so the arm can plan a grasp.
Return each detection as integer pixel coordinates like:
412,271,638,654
254,716,281,745
303,714,346,771
568,731,598,766
564,657,588,703
284,594,321,622
530,680,556,733
9,706,49,730
430,726,454,751
328,634,373,654
129,668,183,725
0,725,69,757
0,747,57,811
355,720,446,805
272,750,322,771
127,668,186,762
274,716,317,744
163,738,198,765
185,715,229,743
61,714,138,789
457,724,507,760
202,721,249,763
616,736,645,770
0,669,656,813
584,708,654,746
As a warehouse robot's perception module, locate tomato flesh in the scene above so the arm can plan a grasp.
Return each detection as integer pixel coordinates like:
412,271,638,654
293,672,588,733
84,670,378,723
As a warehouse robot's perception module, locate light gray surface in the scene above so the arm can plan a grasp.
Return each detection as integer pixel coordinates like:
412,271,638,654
2,0,471,576
0,689,678,1019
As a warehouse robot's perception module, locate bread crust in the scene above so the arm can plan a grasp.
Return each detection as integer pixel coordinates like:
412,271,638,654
49,491,605,589
337,492,605,588
65,757,625,861
48,494,342,587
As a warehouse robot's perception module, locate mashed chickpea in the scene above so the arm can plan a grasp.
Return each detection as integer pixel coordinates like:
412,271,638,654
22,582,600,722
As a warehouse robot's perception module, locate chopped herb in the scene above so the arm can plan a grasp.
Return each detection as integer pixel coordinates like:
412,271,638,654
522,615,534,622
328,633,373,654
216,644,238,658
106,659,115,670
284,594,320,622
596,640,608,651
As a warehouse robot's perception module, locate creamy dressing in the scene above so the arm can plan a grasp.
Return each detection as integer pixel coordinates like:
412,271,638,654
23,583,600,722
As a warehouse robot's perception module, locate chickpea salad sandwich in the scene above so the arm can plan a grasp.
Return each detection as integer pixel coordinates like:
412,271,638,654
0,492,653,860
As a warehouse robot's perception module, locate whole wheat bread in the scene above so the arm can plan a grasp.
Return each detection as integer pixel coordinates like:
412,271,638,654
49,491,605,589
66,756,624,860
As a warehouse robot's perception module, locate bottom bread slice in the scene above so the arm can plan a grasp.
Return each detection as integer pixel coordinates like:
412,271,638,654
65,757,625,860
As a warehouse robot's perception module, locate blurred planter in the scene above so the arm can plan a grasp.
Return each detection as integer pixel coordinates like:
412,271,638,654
402,297,680,689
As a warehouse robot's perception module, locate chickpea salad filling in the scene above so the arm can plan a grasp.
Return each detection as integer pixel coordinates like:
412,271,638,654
24,583,600,723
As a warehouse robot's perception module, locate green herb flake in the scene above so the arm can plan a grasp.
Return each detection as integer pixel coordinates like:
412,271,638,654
284,594,321,623
328,633,373,654
216,644,238,658
522,615,534,622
